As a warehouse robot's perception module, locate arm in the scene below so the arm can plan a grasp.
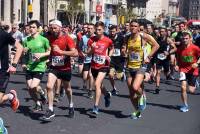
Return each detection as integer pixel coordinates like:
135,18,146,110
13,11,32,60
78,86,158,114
108,45,114,57
8,40,23,73
167,37,177,55
12,40,23,64
60,48,78,57
143,33,159,60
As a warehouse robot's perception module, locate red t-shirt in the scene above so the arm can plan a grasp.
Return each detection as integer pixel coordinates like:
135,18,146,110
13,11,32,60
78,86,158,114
88,36,113,69
77,31,85,58
177,44,200,76
48,35,76,71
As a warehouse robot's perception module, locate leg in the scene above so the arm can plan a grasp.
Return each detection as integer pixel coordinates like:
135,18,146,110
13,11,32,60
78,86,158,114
94,72,107,106
62,80,74,118
46,73,57,111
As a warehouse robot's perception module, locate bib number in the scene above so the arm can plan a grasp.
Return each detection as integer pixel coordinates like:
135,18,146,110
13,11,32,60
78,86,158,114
52,56,65,66
93,55,106,64
29,53,37,62
129,52,140,61
157,53,167,60
179,72,186,81
112,49,121,56
84,56,92,63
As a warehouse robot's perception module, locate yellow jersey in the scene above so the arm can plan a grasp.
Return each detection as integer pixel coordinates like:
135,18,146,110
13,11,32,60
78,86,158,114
127,35,144,69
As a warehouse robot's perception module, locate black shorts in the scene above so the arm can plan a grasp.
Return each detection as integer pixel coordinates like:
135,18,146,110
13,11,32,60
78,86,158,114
181,73,197,87
156,59,170,73
26,71,44,81
83,63,91,71
110,63,124,72
91,67,109,79
0,72,10,93
50,69,72,81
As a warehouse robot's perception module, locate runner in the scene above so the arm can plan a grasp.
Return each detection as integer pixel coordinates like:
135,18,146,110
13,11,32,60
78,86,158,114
79,23,95,98
77,23,88,76
87,21,114,115
0,22,23,111
108,25,125,95
43,20,78,119
22,20,50,112
175,31,200,112
155,27,177,94
122,20,159,119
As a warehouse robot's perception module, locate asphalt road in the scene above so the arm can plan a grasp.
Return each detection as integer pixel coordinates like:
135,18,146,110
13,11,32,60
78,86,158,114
0,70,200,134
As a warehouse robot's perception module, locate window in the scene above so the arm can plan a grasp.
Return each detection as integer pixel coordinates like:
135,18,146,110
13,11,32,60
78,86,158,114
1,0,4,21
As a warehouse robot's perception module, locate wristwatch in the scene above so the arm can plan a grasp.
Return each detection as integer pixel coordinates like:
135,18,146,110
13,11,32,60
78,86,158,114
11,63,17,68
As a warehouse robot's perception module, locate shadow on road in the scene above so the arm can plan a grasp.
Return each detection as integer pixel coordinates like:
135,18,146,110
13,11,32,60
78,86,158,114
147,102,179,110
17,105,44,121
116,94,129,98
99,109,130,118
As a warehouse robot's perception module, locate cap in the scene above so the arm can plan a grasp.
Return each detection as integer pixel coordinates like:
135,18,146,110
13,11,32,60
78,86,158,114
50,20,62,27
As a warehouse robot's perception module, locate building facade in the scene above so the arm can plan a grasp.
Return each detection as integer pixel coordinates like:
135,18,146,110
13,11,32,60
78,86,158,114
0,0,55,25
179,0,200,20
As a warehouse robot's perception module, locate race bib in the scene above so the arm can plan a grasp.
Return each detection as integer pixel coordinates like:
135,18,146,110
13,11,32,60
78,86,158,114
112,49,121,56
157,53,167,60
84,56,92,63
29,53,37,62
93,54,106,64
52,56,65,66
129,52,140,61
179,72,186,81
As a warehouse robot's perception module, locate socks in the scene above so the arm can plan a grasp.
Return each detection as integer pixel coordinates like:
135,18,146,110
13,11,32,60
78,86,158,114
7,93,14,101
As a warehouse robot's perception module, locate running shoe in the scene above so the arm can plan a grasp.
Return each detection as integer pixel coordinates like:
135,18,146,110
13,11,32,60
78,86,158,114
154,88,160,94
9,89,19,112
0,118,8,134
138,94,147,111
92,106,99,115
111,89,119,96
104,92,112,107
68,107,75,118
180,105,189,112
131,111,141,119
88,90,93,99
43,109,55,120
54,94,60,103
60,88,65,97
32,104,43,112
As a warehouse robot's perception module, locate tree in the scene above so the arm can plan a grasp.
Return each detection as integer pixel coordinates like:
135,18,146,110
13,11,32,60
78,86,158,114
118,6,137,24
64,0,85,27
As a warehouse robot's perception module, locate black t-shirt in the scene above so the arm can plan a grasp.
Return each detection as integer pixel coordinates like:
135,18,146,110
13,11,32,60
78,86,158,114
109,34,125,67
175,31,183,47
194,35,200,48
0,29,15,72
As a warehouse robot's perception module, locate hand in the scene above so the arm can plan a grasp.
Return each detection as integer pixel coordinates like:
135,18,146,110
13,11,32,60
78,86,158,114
106,56,111,62
23,47,29,53
144,56,150,64
7,66,17,74
33,53,43,61
192,63,198,69
175,65,179,71
91,42,96,48
53,45,63,54
164,51,169,56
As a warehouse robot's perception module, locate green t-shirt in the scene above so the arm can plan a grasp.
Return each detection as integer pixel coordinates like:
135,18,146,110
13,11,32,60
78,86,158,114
171,32,178,39
23,34,50,72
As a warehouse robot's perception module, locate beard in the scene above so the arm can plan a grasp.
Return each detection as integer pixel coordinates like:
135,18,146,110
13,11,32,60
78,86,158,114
53,32,60,38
